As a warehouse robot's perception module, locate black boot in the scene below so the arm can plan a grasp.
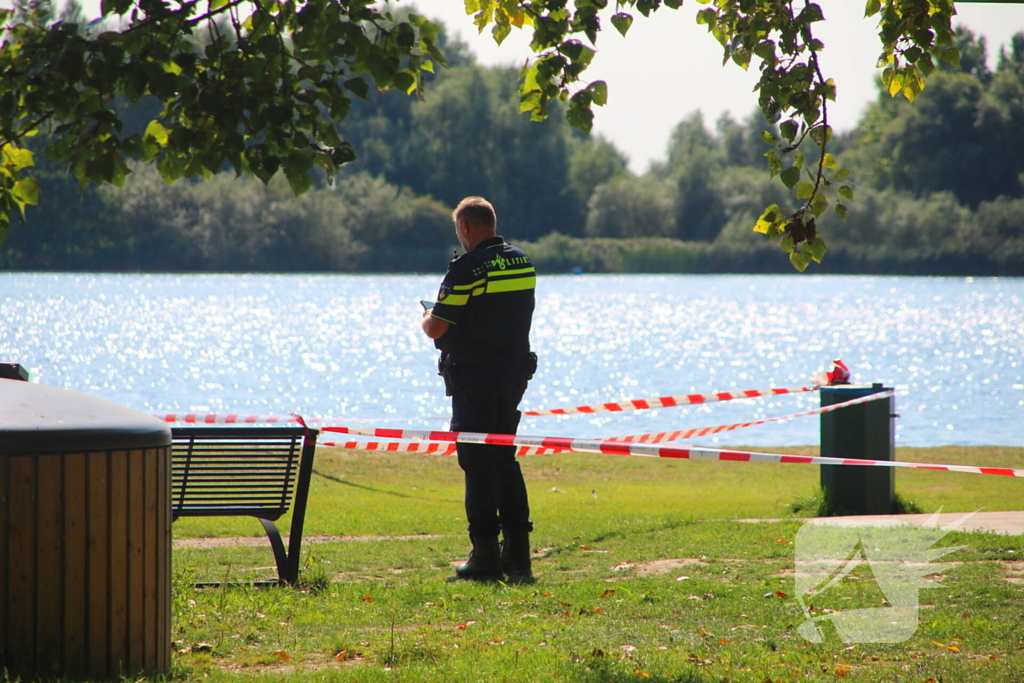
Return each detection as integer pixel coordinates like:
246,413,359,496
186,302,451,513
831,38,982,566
500,533,532,581
454,535,504,581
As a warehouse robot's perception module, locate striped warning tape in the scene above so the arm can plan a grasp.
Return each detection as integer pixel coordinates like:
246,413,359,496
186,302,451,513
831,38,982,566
318,394,890,454
318,441,567,456
158,413,305,424
521,385,817,416
156,413,433,424
320,424,1024,477
156,384,819,424
605,391,893,444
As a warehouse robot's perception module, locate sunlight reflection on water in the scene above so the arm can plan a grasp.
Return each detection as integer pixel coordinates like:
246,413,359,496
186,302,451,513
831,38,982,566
2,273,1021,447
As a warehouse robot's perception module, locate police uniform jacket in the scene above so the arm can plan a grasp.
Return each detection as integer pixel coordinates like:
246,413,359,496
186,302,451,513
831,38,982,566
430,236,535,360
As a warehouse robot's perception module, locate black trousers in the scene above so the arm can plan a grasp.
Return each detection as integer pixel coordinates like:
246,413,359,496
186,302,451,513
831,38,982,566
449,357,532,538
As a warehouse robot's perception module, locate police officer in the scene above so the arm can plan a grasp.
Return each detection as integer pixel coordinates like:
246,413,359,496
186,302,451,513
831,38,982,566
421,197,537,581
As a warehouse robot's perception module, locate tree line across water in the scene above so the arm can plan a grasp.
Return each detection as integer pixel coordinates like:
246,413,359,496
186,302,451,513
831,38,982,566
2,19,1022,275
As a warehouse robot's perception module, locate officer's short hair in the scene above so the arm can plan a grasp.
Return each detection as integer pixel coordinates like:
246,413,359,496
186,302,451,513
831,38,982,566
453,197,497,229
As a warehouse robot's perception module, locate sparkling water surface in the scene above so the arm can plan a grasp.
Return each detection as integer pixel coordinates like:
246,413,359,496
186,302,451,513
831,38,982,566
2,273,1021,447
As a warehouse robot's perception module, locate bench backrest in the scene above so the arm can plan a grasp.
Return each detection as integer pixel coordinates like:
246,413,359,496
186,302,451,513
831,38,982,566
171,426,314,521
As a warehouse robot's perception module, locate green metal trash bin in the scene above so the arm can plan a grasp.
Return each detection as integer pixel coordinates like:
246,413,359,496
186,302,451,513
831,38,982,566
820,383,895,515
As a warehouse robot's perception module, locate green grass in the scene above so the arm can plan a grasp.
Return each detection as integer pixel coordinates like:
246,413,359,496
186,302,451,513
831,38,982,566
173,446,1024,542
81,447,1024,682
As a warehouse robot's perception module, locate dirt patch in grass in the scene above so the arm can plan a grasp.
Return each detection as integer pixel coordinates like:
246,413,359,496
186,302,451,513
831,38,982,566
609,558,710,575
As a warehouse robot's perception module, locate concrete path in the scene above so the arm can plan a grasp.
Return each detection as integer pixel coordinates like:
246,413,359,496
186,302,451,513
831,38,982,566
808,511,1024,535
740,511,1024,535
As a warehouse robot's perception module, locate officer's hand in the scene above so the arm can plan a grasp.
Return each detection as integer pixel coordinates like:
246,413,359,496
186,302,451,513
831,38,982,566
421,311,449,339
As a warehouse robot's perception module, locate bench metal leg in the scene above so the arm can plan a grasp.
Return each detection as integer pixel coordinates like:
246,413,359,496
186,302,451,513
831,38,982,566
259,518,291,586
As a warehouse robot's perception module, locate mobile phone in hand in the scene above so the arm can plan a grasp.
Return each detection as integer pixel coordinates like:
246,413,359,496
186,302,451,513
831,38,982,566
420,300,434,310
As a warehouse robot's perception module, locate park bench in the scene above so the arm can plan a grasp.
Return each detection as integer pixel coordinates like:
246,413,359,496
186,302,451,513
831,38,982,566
170,425,319,586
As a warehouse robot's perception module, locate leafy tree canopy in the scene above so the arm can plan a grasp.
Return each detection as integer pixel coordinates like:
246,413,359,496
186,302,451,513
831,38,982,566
1,0,962,269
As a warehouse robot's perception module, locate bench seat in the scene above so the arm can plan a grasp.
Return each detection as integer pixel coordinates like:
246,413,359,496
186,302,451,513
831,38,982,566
171,426,318,585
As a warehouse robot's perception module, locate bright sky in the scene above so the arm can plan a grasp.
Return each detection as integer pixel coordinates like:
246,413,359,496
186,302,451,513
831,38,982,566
39,0,1024,172
406,1,1024,173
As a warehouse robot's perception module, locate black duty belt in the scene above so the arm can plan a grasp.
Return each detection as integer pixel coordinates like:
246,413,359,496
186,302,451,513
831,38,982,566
442,350,531,365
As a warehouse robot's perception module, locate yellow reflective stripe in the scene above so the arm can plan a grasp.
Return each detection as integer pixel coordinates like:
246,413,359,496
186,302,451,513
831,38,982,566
452,278,486,292
486,276,536,293
472,287,485,296
440,293,470,306
490,267,535,277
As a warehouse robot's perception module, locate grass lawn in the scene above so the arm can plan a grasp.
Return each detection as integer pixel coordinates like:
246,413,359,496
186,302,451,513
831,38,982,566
165,447,1022,681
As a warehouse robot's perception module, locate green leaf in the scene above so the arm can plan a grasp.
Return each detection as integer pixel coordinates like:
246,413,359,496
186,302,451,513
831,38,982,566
731,48,751,71
156,154,186,184
780,166,800,189
779,120,798,142
144,120,169,147
765,149,782,178
864,0,881,17
795,181,815,199
810,194,829,217
344,77,370,100
2,146,34,171
122,134,144,158
587,81,608,107
834,202,848,220
789,249,812,272
753,204,782,234
284,168,313,195
12,177,40,207
100,0,132,16
834,168,851,181
808,125,832,147
754,40,776,61
566,98,594,133
392,71,416,95
805,238,827,263
109,156,130,188
886,69,903,97
761,130,778,145
283,151,314,196
838,185,854,200
610,12,633,37
796,3,824,24
330,142,356,166
940,46,961,67
919,54,935,77
822,152,837,170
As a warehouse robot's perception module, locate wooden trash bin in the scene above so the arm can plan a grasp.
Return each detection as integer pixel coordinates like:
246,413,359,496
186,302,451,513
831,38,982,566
0,380,172,679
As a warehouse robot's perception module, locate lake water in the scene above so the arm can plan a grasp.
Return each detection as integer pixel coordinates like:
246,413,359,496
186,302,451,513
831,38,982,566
2,273,1022,447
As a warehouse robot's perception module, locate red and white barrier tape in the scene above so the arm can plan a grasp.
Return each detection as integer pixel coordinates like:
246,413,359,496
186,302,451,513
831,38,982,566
157,413,444,425
320,424,1024,477
606,391,893,444
318,441,567,456
159,413,305,424
520,385,816,416
318,394,891,455
156,384,819,424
